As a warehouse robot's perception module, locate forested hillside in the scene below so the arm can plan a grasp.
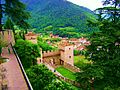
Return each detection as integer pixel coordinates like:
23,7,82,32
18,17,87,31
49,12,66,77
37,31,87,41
21,0,98,37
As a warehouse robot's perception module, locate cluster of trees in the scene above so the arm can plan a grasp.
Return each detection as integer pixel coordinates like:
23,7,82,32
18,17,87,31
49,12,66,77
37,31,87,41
0,0,30,34
49,38,61,43
76,0,120,89
52,27,81,38
14,39,77,89
41,25,93,38
74,50,87,56
14,39,40,69
36,25,82,38
26,64,77,90
14,37,77,89
37,37,56,51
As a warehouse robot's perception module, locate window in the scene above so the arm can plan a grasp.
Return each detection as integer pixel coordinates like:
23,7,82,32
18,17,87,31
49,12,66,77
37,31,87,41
69,56,71,58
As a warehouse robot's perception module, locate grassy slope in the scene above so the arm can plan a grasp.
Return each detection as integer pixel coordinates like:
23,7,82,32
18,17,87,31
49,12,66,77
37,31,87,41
74,55,90,68
56,66,76,80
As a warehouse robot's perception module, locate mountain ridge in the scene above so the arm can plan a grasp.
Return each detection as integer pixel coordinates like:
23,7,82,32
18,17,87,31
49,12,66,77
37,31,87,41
21,0,97,37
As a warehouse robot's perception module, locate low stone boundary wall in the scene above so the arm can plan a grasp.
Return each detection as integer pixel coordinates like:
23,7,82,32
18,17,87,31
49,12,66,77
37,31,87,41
43,62,80,87
0,65,8,90
43,60,80,72
63,62,80,72
55,74,80,87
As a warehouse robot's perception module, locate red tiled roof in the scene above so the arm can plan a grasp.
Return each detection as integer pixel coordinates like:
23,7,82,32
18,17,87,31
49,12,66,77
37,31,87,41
25,32,37,36
79,37,87,41
84,41,91,45
69,38,78,41
59,42,72,47
76,46,86,50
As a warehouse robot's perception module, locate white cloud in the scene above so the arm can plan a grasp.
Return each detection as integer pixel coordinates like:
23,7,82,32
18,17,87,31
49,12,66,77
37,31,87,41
67,0,103,10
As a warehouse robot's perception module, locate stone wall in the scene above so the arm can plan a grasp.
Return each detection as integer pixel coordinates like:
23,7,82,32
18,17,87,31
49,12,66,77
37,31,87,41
55,74,80,87
43,55,60,66
42,50,60,58
63,62,80,72
60,45,74,66
0,30,15,46
0,65,8,90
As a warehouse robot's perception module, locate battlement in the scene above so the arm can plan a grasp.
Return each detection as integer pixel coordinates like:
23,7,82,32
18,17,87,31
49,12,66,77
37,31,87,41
0,30,15,45
42,50,60,58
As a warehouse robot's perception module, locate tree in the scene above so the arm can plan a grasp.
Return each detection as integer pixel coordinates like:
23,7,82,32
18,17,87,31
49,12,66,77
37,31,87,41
4,18,14,30
26,64,78,90
37,38,55,51
0,0,30,31
45,80,78,90
14,39,40,69
76,64,104,90
95,0,120,23
86,21,120,90
26,64,56,90
76,0,120,89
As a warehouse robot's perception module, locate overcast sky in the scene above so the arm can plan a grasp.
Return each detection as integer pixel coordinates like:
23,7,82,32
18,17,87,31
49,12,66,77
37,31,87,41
67,0,103,11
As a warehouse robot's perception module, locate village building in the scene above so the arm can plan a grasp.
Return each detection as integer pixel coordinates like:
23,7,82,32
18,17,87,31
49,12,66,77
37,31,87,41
39,41,74,67
40,42,80,72
25,31,38,44
25,32,75,67
25,32,93,72
50,33,59,38
69,37,90,50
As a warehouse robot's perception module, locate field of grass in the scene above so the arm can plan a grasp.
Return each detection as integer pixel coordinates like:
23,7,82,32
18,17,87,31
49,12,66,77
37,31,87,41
56,66,76,80
74,55,90,68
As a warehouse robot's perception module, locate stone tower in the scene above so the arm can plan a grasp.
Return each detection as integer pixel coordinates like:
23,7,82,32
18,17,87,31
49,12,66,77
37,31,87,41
59,42,74,66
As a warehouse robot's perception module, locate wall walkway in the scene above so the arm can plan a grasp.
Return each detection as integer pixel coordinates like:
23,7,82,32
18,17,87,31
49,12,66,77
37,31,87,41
0,30,32,90
1,44,29,90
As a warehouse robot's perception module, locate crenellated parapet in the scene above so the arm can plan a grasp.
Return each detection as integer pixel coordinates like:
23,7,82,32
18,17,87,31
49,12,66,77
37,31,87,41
0,29,15,46
42,50,60,58
41,41,74,67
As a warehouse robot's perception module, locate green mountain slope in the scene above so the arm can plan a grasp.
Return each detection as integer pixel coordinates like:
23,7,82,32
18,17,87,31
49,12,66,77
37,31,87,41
21,0,97,37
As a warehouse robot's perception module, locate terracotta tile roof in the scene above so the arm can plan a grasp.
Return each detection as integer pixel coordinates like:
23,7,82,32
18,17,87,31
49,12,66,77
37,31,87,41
76,46,86,50
84,41,91,45
59,42,72,47
25,32,37,36
79,37,87,41
69,38,78,41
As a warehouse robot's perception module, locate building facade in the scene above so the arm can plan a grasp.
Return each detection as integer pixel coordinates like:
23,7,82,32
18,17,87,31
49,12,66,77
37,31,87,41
25,32,38,44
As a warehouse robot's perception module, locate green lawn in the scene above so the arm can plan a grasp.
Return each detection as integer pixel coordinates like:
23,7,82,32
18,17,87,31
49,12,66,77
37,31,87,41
56,66,76,80
74,55,91,68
